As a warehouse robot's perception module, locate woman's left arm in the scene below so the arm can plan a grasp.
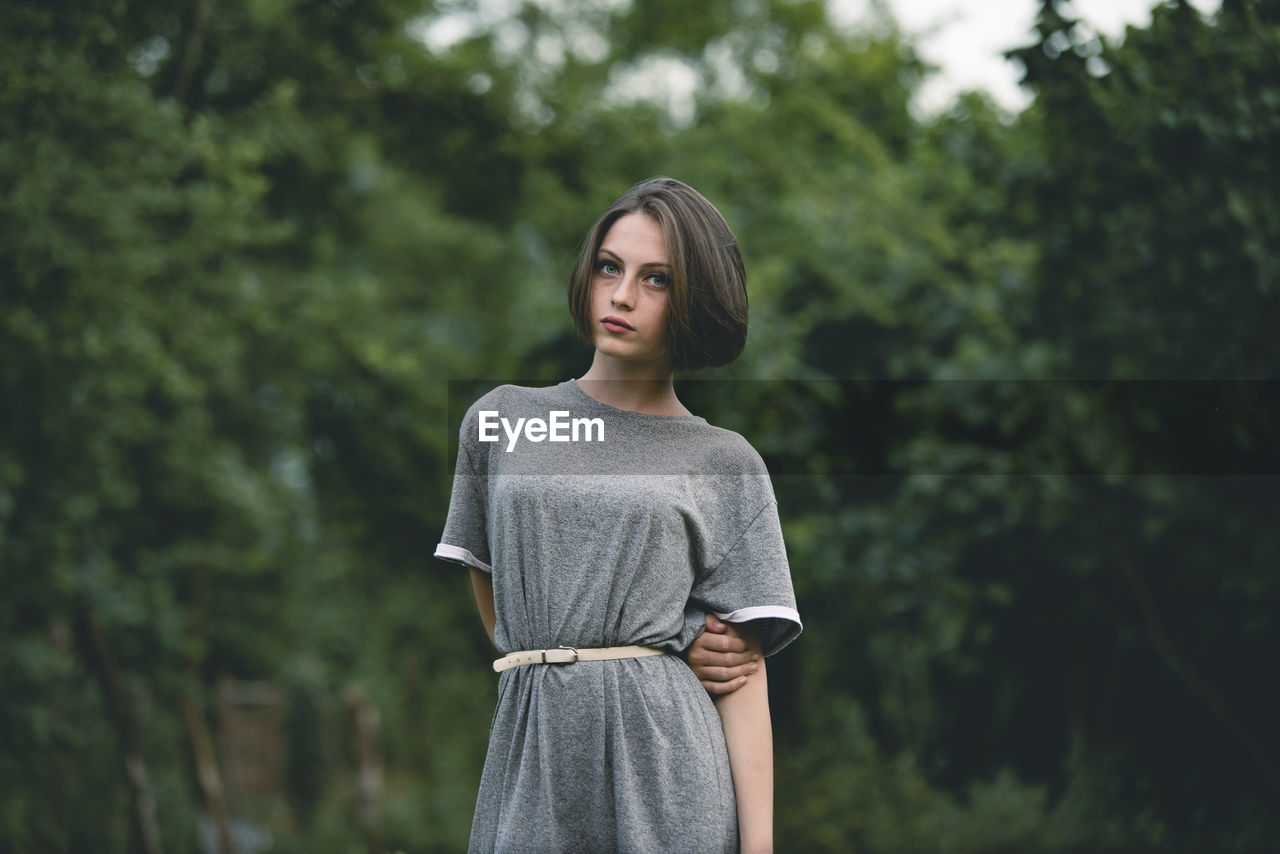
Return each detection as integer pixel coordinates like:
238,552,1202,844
469,567,497,648
713,621,773,854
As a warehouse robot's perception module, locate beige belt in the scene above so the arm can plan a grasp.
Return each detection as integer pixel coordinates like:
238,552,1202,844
493,644,666,673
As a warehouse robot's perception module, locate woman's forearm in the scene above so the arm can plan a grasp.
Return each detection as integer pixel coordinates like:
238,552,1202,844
714,630,773,854
469,567,497,647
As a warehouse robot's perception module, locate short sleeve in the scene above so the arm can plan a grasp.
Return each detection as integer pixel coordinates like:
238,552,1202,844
683,492,802,657
434,407,492,573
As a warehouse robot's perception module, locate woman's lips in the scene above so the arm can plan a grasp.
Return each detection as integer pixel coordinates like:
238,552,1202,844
602,316,634,333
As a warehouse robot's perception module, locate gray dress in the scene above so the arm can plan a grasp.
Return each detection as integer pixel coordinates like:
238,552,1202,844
435,380,801,854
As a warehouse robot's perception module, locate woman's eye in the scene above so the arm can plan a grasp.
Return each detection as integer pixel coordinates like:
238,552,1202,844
646,273,669,288
596,260,620,276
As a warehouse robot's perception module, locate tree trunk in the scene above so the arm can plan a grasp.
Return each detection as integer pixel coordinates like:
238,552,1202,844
183,665,235,854
72,605,165,854
346,684,385,854
181,563,235,854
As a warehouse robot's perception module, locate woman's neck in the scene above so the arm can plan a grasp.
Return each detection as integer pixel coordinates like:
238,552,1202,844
577,354,690,416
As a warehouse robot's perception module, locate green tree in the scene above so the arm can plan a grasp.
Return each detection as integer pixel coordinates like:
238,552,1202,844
5,1,1278,851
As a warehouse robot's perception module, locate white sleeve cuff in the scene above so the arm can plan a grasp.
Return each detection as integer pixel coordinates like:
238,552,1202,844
434,543,492,573
715,605,803,654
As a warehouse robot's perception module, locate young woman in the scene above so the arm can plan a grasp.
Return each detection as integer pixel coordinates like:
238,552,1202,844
435,178,801,853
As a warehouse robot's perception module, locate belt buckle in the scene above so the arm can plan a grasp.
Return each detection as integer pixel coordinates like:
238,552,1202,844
541,645,579,664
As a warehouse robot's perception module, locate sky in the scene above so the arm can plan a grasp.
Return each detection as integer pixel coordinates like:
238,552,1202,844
838,0,1223,114
412,0,1225,121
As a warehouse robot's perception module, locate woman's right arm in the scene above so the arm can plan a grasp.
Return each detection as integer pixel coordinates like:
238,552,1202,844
713,621,774,854
470,567,497,647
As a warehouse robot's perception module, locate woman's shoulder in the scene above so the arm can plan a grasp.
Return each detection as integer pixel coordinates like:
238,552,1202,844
461,382,569,419
455,383,569,454
685,420,770,477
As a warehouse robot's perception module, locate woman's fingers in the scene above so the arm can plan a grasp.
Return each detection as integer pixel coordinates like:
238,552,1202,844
701,676,749,695
689,614,758,695
687,643,758,668
692,627,750,656
692,663,759,682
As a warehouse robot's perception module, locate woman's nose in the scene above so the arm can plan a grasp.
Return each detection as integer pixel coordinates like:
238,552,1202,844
611,275,637,308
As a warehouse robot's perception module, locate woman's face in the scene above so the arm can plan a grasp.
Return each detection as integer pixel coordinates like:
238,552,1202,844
589,212,672,370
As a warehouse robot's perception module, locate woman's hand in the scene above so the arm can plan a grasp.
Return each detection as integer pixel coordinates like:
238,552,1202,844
686,613,758,695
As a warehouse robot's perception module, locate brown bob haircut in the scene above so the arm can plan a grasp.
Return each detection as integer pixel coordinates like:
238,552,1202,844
568,177,748,372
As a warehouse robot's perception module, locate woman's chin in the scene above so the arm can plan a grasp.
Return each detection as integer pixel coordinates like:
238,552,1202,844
595,347,671,370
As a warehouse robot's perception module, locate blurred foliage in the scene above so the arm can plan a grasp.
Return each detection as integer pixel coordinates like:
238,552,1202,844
2,0,1278,851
